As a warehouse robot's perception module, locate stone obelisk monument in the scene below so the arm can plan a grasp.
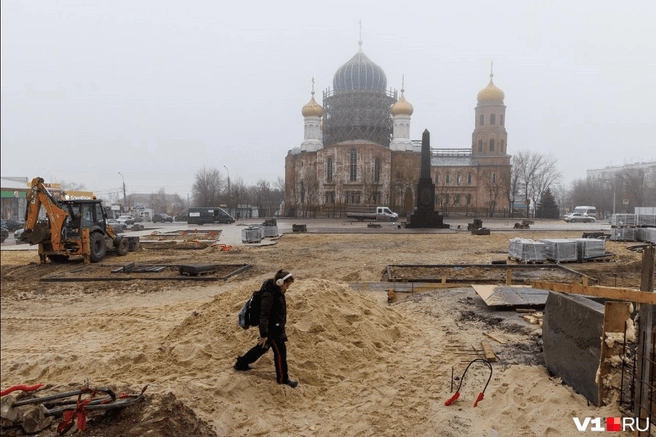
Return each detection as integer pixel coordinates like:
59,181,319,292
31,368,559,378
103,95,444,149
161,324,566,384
406,129,449,228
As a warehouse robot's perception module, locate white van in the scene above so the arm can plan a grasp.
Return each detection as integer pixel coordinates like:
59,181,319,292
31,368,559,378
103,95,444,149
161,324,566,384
573,206,597,217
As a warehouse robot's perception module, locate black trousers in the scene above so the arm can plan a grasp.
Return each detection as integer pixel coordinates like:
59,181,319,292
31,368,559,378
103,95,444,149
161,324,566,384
241,337,289,384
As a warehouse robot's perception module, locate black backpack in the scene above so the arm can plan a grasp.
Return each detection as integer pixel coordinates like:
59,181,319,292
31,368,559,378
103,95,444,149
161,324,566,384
238,290,261,329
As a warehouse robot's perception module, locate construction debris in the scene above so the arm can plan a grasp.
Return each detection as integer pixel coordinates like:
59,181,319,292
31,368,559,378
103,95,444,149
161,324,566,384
1,385,147,435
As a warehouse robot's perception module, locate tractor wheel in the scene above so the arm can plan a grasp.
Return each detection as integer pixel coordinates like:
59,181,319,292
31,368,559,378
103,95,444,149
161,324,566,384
89,232,107,263
115,237,129,256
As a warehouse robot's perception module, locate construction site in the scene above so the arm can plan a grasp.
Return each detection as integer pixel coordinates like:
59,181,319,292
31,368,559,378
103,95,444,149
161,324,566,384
1,218,654,436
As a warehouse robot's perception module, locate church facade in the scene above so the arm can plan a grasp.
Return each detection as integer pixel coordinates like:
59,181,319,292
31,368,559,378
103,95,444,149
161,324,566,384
284,42,511,218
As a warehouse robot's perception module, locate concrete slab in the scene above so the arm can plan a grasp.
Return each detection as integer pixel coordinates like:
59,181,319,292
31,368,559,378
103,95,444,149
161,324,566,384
473,285,548,308
542,291,604,406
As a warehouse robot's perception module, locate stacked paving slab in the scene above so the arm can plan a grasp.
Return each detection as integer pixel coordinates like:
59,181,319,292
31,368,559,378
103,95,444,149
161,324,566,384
509,237,608,263
542,239,578,262
610,208,656,243
508,238,546,263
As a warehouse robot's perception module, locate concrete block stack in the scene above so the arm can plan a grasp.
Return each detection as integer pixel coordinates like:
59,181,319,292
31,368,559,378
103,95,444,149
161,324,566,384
262,226,279,237
611,227,636,241
542,239,579,262
574,238,606,260
637,214,656,227
241,226,263,243
609,213,636,227
610,208,656,242
508,238,546,263
642,228,656,244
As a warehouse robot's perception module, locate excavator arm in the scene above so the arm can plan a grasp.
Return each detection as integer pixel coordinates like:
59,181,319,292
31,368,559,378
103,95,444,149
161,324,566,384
24,177,69,248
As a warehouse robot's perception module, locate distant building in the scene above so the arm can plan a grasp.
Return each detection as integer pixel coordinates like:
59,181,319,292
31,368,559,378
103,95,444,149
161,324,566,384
587,161,656,183
1,177,29,220
1,177,96,220
285,41,511,217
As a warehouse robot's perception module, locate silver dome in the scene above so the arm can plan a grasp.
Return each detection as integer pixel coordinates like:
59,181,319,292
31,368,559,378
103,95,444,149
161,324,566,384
332,46,387,93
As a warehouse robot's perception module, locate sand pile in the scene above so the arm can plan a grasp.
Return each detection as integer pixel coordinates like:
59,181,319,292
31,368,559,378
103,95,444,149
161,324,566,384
2,278,627,436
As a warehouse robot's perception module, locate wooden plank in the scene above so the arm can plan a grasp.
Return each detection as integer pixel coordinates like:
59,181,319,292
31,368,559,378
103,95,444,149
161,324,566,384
641,245,655,292
483,332,507,344
598,301,632,406
481,341,497,362
532,281,656,305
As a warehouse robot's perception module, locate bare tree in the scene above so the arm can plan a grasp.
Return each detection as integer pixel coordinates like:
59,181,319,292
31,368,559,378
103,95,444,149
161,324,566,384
149,188,168,213
192,167,224,206
511,151,561,218
529,155,561,215
231,177,247,214
617,167,648,208
508,155,523,217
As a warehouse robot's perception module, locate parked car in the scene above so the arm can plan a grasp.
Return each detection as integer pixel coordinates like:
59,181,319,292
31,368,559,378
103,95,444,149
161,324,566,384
564,213,596,223
152,213,173,223
2,218,25,231
174,212,188,222
1,227,8,243
107,219,126,231
116,216,135,225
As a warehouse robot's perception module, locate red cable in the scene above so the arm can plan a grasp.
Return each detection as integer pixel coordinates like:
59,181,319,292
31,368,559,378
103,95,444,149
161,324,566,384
0,384,43,397
444,392,460,406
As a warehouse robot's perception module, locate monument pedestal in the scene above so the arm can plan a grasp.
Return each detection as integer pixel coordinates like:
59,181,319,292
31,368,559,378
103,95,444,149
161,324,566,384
405,129,450,229
407,210,449,228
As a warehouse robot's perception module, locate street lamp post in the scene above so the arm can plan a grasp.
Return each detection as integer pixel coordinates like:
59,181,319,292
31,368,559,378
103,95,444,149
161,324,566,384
118,172,127,213
606,179,616,216
612,185,616,216
223,165,231,213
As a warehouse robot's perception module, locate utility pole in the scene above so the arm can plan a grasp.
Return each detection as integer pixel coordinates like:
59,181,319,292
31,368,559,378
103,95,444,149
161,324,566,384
118,172,127,213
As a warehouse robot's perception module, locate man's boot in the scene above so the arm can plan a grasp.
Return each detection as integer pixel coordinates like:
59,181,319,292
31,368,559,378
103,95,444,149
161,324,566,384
233,357,251,371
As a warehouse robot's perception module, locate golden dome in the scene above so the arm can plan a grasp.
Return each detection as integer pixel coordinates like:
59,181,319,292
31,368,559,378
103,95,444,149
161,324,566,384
477,76,505,104
302,92,323,118
390,90,414,116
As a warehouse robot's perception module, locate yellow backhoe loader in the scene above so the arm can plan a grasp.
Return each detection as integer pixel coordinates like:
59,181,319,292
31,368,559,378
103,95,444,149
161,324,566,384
20,177,139,263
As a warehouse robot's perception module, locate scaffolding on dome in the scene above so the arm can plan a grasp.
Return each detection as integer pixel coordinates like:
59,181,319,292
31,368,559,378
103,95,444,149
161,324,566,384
322,88,397,148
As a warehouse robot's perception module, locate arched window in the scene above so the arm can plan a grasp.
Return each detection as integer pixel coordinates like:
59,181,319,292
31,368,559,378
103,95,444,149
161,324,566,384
445,194,450,205
374,157,381,183
326,157,333,182
457,173,462,185
492,173,497,184
350,149,357,181
446,174,451,184
454,194,461,205
489,139,495,152
300,181,305,203
467,173,472,185
479,114,484,126
500,114,505,125
435,173,439,185
466,194,472,205
490,114,496,125
501,139,505,153
478,140,483,152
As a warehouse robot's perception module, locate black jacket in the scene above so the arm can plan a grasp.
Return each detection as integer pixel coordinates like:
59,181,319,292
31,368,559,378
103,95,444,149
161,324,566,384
258,279,287,340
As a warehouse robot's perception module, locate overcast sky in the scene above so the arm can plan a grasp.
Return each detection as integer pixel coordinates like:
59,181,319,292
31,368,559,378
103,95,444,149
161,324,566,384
2,0,655,199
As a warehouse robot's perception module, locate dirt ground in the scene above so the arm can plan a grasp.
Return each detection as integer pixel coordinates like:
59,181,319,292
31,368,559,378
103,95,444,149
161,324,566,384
0,229,647,436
